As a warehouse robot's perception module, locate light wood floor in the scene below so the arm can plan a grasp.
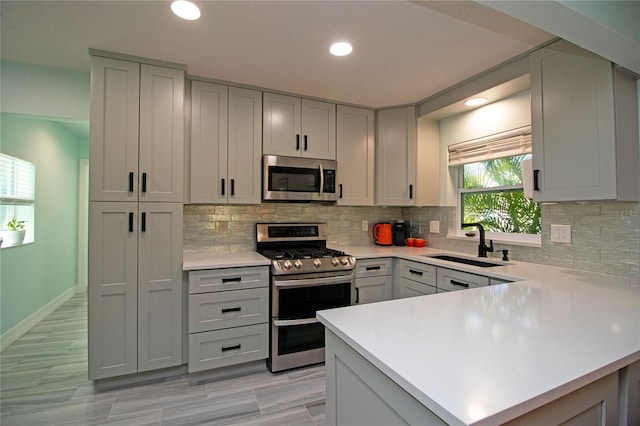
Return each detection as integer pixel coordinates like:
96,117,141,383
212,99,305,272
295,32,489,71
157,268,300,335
0,293,326,425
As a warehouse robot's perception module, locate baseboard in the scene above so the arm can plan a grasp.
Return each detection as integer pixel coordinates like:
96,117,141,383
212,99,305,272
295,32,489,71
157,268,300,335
1,286,78,351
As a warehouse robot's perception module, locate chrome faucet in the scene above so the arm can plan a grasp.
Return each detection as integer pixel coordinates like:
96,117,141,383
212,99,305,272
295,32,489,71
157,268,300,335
462,223,494,258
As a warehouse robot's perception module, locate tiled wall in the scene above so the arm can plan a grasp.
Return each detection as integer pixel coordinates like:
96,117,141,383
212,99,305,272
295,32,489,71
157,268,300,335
184,201,639,277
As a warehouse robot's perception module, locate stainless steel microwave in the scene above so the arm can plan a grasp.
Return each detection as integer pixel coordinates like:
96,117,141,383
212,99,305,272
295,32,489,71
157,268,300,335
263,155,337,202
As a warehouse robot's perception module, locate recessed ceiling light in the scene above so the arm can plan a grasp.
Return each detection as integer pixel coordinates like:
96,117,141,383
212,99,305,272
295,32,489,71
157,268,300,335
171,0,200,20
464,97,488,107
330,42,353,57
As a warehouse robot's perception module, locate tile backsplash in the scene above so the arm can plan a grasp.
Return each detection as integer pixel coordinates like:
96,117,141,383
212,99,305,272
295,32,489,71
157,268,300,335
184,201,639,277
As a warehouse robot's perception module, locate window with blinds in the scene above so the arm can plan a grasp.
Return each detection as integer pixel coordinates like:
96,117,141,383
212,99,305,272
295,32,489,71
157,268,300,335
0,153,36,204
447,126,532,166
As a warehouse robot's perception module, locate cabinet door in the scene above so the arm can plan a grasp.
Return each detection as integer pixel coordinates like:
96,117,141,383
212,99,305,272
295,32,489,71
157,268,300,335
228,87,262,204
376,106,416,206
139,65,184,203
394,277,436,299
355,276,392,304
302,99,336,160
137,203,183,372
89,57,140,202
530,41,616,202
88,202,138,379
263,93,301,157
189,81,229,203
337,106,375,205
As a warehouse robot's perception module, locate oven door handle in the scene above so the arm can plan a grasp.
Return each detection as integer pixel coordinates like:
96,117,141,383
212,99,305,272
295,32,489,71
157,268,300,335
274,273,354,288
273,318,319,327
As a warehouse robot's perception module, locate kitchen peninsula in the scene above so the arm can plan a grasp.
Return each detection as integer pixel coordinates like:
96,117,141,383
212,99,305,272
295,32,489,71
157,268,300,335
317,249,640,425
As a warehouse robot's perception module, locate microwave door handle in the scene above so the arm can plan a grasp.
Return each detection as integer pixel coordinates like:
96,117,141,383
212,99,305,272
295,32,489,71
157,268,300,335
319,164,324,194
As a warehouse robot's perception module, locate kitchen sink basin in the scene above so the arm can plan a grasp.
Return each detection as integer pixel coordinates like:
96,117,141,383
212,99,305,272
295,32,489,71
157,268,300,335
424,254,507,268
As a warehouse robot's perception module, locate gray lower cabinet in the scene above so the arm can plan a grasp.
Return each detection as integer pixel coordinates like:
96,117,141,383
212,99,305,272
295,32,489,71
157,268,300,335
354,258,392,304
188,266,269,373
88,202,183,380
620,359,640,425
436,267,489,293
393,259,437,298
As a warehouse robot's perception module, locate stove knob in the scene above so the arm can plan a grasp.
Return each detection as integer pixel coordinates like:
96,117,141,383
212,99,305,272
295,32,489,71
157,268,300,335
313,259,322,268
331,258,340,267
293,259,303,269
350,256,356,265
339,257,348,266
282,260,292,270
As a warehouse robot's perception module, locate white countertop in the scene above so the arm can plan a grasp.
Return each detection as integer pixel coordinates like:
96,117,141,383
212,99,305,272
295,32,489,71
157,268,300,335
317,250,640,425
182,250,270,270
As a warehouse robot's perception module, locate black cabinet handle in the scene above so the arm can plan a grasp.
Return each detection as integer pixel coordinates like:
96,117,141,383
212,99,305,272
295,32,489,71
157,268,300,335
296,134,300,150
221,178,225,196
533,169,540,191
409,184,413,199
355,287,360,304
141,212,146,232
128,172,134,192
231,179,235,196
222,277,242,283
409,269,423,276
141,173,147,193
221,344,241,352
366,266,381,271
128,212,134,232
339,184,343,199
450,279,470,288
304,135,308,151
221,306,242,314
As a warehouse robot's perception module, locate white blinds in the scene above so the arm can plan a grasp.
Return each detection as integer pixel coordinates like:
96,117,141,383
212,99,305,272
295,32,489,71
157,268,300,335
0,153,35,204
447,126,532,166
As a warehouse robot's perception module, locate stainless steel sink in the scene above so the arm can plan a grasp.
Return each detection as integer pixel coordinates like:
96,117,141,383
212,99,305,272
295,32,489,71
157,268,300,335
423,254,507,268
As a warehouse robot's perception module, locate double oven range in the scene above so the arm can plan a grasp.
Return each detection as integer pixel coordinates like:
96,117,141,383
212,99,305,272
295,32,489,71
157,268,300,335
256,223,356,372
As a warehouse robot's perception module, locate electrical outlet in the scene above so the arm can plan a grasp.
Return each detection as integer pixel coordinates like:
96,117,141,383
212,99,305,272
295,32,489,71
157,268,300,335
361,220,368,232
550,224,571,243
429,221,440,234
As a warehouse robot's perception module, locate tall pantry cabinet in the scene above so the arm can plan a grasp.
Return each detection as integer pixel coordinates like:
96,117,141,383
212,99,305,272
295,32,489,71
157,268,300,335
88,56,184,380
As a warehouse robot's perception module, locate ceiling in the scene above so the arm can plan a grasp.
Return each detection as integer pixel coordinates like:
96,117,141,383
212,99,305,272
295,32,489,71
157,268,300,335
0,1,554,110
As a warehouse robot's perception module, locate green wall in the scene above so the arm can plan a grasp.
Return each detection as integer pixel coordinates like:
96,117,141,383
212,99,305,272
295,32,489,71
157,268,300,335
0,114,88,334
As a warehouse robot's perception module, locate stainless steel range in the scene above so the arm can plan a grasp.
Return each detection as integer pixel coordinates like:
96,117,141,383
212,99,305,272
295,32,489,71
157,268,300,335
256,223,356,372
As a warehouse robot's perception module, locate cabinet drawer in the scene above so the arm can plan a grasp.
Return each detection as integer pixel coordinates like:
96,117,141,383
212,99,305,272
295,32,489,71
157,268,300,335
355,258,392,278
395,277,436,299
437,268,489,292
189,288,269,333
188,323,268,373
189,266,269,294
398,260,436,286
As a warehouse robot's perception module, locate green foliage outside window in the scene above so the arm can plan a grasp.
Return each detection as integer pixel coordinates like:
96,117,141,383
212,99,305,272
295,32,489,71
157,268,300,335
461,155,541,234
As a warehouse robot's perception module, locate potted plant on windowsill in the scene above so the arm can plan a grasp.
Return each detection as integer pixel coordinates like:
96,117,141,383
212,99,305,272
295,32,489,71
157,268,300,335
1,217,26,247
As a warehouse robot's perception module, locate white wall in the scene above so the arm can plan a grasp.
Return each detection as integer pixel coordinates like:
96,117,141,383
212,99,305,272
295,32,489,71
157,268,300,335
0,61,90,121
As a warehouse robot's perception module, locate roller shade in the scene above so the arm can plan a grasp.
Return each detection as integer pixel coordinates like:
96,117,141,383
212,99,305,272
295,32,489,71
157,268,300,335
448,126,532,166
0,153,35,204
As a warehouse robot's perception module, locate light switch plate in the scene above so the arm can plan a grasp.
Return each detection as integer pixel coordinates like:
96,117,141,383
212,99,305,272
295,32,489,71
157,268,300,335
550,224,571,243
429,221,440,234
361,220,368,232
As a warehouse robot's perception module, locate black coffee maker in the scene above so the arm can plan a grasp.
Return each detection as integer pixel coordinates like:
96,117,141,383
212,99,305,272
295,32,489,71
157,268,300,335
393,220,408,246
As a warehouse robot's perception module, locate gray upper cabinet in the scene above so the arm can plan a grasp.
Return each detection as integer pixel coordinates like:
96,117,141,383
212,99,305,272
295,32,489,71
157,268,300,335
336,105,375,206
189,82,262,204
376,106,417,206
90,57,184,203
530,40,639,202
263,93,336,160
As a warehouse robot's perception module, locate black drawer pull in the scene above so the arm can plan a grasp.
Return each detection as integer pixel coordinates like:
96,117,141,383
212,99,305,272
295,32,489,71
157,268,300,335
304,135,308,151
230,179,235,196
221,344,241,352
221,306,242,314
222,277,242,283
128,172,134,192
141,212,146,232
450,279,470,288
339,184,343,199
221,178,225,196
409,269,423,276
366,266,381,271
409,184,413,199
128,212,134,232
533,169,540,191
296,134,300,150
355,287,360,304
